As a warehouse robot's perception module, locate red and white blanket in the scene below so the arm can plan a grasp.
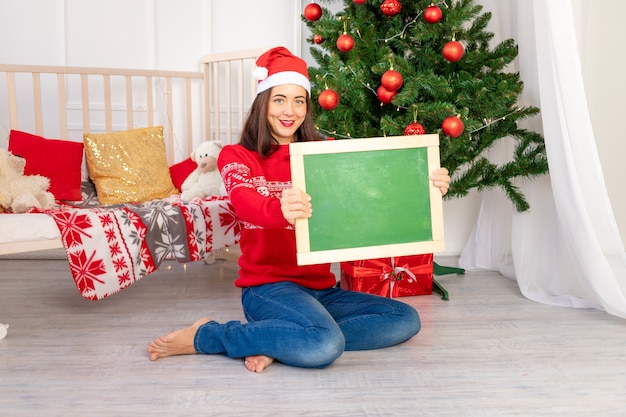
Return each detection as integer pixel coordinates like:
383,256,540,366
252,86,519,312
39,195,240,300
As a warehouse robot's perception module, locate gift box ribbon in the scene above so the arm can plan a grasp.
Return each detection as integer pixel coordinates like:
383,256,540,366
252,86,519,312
350,257,431,297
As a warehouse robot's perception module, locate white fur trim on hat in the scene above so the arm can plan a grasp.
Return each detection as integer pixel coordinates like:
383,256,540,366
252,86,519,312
256,71,311,95
253,66,269,81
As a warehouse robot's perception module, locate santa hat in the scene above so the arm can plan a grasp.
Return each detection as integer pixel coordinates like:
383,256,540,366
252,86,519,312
253,47,310,96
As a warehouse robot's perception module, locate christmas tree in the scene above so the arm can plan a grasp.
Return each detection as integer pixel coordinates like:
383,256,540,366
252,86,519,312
303,0,548,211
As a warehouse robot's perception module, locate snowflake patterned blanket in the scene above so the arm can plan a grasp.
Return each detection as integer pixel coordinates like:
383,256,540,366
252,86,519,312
39,195,240,300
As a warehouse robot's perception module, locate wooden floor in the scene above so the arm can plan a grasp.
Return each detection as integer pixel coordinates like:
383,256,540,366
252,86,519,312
1,253,625,417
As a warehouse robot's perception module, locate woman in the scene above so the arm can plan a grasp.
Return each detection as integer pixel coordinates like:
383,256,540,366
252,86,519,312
148,47,451,373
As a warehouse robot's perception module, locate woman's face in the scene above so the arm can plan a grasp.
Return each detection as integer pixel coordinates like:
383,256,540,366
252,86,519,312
266,84,307,144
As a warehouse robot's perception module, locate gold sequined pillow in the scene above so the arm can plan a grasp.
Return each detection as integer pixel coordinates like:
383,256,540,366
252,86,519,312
83,126,177,205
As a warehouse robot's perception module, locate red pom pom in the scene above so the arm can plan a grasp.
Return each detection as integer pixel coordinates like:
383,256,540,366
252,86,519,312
380,0,402,17
318,89,339,110
442,116,464,138
336,34,355,52
353,0,367,4
443,41,464,62
304,3,323,22
381,69,403,92
404,123,425,135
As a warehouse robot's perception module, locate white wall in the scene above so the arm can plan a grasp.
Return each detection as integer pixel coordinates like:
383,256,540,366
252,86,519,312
0,0,303,70
1,0,623,254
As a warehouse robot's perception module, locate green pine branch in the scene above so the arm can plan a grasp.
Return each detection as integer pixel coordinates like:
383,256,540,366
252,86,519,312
304,0,549,211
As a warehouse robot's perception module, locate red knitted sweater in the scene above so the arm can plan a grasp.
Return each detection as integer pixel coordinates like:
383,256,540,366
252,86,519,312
217,144,336,289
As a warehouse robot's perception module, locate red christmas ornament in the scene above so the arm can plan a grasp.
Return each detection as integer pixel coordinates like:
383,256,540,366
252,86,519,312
380,0,402,17
377,85,396,104
336,33,355,52
443,40,464,62
381,69,403,92
404,122,425,135
424,4,442,24
318,89,339,110
442,116,464,138
313,34,324,44
353,0,367,4
304,2,323,22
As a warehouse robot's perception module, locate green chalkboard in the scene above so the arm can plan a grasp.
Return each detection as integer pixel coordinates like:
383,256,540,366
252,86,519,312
290,135,445,266
303,147,432,250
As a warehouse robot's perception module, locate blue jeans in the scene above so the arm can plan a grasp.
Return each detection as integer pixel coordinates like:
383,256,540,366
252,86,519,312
193,281,420,368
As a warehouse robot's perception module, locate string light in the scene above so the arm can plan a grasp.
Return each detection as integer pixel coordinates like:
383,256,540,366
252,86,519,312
375,2,449,43
154,77,182,161
468,107,522,134
379,12,421,43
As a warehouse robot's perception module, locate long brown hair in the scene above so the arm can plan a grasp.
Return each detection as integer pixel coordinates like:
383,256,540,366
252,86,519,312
239,88,321,158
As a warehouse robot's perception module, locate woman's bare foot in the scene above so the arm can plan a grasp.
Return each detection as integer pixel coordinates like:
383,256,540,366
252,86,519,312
244,355,275,373
148,318,210,361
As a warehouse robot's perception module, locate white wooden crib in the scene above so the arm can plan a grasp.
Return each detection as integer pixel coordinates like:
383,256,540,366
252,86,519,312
0,48,264,257
0,49,267,300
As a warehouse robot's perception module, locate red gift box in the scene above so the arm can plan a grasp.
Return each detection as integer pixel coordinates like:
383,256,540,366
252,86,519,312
339,254,433,297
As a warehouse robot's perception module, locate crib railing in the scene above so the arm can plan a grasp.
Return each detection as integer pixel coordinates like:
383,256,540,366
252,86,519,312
0,48,264,164
0,64,205,163
201,48,265,145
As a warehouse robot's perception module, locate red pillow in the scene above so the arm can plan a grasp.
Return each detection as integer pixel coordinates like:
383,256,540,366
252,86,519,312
8,130,84,201
169,157,197,192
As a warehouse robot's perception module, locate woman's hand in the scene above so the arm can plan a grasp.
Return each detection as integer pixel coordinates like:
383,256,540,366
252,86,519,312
280,188,312,225
431,167,451,196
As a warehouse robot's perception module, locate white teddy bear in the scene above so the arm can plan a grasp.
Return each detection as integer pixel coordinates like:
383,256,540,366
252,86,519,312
180,140,226,202
0,148,56,213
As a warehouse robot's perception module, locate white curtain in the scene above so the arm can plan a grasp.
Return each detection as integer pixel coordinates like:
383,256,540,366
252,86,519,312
459,0,626,318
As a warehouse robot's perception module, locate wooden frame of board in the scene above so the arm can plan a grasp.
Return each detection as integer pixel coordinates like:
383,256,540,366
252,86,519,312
289,134,445,266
